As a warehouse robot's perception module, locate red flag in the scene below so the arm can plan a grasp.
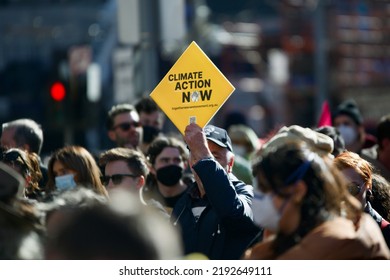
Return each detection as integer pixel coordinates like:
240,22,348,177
317,100,332,127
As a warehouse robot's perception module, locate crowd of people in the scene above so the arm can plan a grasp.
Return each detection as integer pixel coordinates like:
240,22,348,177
0,96,390,260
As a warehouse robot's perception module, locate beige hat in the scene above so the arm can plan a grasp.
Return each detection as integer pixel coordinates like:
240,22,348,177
261,125,334,156
228,124,259,152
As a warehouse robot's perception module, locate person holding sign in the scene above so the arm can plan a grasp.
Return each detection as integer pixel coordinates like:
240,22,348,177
171,123,260,260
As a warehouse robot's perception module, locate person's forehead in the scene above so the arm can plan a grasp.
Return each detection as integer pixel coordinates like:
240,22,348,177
114,111,139,124
105,160,133,173
334,115,356,126
139,111,163,127
340,167,363,183
139,111,159,121
52,160,69,174
157,147,181,158
207,140,226,153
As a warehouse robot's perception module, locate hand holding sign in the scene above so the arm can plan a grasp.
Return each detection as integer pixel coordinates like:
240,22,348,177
184,123,212,165
150,41,235,134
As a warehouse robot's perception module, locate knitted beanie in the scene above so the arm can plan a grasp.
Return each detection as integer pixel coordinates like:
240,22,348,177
333,99,363,125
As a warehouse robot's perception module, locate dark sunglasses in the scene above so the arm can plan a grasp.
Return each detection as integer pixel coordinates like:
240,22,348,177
347,182,364,196
113,122,141,131
101,174,139,186
0,150,28,170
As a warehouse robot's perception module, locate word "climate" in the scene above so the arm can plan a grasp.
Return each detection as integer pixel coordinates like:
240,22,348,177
168,71,204,81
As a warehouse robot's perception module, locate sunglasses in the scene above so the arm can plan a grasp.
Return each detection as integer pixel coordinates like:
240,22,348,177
100,174,139,186
0,150,28,171
113,122,141,131
347,182,364,196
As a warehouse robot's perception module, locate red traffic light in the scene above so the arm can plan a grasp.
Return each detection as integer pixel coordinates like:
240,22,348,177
50,81,66,102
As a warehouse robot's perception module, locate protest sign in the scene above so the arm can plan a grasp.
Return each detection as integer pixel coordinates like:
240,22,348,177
150,41,235,134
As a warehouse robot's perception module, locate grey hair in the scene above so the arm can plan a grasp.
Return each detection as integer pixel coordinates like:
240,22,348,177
2,119,43,155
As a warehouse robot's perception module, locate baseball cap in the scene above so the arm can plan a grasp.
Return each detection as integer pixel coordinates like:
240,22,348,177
204,125,233,152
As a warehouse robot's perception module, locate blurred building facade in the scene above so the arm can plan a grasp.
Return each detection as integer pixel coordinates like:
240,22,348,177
0,0,117,155
201,0,389,137
0,0,389,155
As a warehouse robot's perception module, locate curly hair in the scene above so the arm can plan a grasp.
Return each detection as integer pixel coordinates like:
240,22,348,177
0,148,42,200
370,173,390,221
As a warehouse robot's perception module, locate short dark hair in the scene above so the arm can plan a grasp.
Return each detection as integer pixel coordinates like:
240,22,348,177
99,148,149,178
377,114,390,149
146,136,188,165
106,104,137,130
370,173,390,221
43,189,182,259
135,97,160,114
314,126,345,157
2,119,43,155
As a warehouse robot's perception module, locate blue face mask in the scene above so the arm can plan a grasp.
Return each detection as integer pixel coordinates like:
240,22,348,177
55,174,77,191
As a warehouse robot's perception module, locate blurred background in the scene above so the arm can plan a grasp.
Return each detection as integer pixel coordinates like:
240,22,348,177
0,0,389,157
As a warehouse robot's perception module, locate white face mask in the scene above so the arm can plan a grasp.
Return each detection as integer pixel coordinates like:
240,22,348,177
253,190,283,232
337,124,357,145
55,174,76,191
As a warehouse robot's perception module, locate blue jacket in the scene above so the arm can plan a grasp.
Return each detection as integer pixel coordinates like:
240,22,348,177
171,158,260,259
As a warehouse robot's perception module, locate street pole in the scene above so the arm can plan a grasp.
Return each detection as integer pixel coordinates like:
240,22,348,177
314,0,327,121
138,0,159,96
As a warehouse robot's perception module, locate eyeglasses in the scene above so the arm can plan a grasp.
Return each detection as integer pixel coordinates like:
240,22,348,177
0,150,28,171
347,182,364,196
100,174,139,186
113,122,141,131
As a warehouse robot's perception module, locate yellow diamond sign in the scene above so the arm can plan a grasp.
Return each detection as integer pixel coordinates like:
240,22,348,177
150,41,235,135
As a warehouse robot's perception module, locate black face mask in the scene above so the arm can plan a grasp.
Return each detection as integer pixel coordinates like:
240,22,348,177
156,165,183,187
142,126,160,144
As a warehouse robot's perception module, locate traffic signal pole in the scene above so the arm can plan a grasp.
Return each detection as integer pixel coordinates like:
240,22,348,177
116,0,159,103
65,74,77,145
314,0,328,119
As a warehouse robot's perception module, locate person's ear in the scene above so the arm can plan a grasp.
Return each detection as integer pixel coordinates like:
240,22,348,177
136,175,145,189
358,126,365,138
25,174,32,185
108,130,116,141
292,181,307,204
227,155,234,173
182,158,189,170
22,144,31,153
